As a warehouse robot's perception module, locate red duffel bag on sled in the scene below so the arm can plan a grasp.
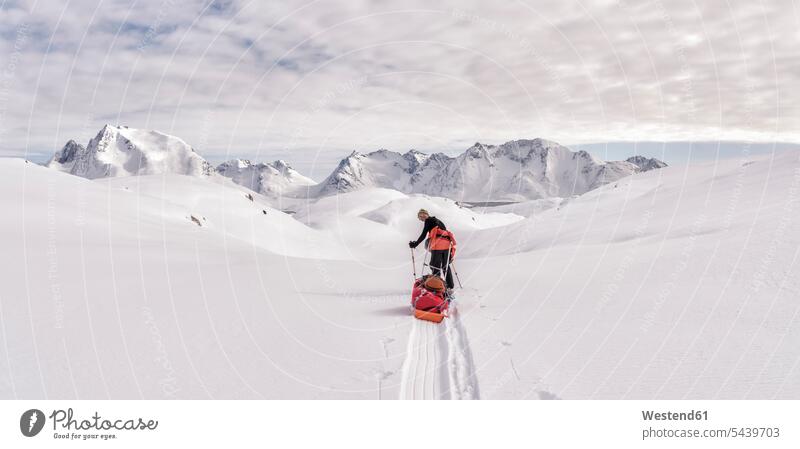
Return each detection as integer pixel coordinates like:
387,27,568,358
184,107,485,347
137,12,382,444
411,275,449,323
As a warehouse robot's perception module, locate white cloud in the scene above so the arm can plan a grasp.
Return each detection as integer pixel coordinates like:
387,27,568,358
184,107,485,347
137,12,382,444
1,0,798,163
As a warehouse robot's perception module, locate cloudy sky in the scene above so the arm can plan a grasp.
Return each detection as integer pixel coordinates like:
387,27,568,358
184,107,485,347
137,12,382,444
1,0,798,175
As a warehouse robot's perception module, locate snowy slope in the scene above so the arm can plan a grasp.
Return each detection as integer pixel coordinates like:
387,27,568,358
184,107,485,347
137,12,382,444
362,195,522,230
457,151,800,399
47,125,213,178
398,306,480,399
289,188,522,267
316,139,666,201
2,149,798,400
0,159,414,399
96,175,346,259
216,159,314,197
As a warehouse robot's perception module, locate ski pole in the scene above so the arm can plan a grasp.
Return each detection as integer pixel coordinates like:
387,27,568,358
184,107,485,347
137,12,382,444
452,262,463,288
411,248,417,279
444,242,453,288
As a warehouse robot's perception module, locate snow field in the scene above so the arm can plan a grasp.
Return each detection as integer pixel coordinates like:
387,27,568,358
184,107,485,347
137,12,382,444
2,149,799,399
399,306,479,400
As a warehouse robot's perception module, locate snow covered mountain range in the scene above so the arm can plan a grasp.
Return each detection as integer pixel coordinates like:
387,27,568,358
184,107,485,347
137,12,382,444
215,158,314,196
49,126,666,201
48,124,212,178
625,155,669,172
316,139,666,201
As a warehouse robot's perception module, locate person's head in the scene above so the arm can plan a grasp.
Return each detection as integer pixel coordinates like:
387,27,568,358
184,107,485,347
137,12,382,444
417,208,429,221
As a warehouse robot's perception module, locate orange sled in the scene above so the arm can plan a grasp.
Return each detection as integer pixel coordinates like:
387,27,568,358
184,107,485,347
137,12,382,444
411,276,449,323
414,308,447,323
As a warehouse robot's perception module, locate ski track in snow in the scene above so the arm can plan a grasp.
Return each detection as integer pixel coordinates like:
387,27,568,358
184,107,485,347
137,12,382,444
398,306,479,400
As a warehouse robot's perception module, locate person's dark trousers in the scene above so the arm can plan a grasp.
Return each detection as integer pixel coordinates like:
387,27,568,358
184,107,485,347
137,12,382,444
429,249,454,289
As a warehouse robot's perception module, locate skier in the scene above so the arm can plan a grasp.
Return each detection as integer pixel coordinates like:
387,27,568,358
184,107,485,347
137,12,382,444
408,209,455,291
